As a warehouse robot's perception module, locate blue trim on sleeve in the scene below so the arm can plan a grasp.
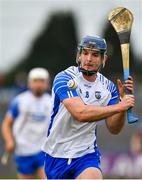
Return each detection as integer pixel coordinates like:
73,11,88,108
8,98,19,119
98,74,119,105
107,81,119,105
53,72,78,101
108,98,118,105
48,94,60,136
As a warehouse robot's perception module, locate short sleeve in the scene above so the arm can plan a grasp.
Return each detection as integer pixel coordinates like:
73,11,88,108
7,98,19,119
107,82,119,105
53,72,79,101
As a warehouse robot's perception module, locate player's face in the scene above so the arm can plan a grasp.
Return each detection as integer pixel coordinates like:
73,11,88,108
79,48,104,72
29,79,48,96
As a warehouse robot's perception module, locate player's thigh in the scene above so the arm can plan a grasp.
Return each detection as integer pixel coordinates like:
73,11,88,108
34,151,45,178
76,167,103,179
36,167,46,179
17,173,34,179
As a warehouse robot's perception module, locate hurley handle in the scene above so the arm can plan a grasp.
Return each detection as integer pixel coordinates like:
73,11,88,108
121,44,138,123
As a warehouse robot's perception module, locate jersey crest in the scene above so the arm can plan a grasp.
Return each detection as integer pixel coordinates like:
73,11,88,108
95,91,101,100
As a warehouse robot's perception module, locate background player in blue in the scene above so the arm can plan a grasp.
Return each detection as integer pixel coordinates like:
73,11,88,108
42,35,135,179
2,68,52,179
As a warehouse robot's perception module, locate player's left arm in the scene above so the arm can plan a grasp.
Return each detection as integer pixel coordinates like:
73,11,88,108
105,76,134,134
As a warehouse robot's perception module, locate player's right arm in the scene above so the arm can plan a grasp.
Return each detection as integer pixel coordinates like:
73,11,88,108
54,71,134,123
63,95,134,122
1,114,15,152
1,98,19,153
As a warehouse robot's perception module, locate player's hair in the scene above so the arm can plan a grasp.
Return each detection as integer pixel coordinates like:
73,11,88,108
28,68,49,81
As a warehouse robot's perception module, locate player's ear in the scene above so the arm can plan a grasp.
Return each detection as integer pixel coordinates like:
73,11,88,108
102,54,108,68
78,55,81,64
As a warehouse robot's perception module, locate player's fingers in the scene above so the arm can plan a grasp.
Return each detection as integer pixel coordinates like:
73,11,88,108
125,80,133,85
125,77,134,94
127,96,135,104
125,94,134,98
126,77,133,87
120,94,135,110
124,84,134,93
125,95,135,107
129,99,135,107
124,94,134,101
124,84,133,89
128,76,133,81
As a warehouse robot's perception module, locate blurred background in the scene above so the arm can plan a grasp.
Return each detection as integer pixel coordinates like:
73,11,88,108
0,0,142,178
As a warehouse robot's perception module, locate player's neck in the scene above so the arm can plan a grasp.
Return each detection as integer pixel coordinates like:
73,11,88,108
83,74,97,82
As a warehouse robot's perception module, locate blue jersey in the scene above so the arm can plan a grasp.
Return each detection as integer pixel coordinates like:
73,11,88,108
42,66,119,158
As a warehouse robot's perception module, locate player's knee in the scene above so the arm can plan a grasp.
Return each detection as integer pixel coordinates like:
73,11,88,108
76,167,102,179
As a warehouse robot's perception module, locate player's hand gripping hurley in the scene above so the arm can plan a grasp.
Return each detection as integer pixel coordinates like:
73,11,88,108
108,7,138,123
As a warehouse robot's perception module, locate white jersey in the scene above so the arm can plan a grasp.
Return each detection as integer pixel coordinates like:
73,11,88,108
8,90,52,156
42,66,119,158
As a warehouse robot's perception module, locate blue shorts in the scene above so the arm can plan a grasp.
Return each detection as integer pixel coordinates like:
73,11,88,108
15,151,45,175
44,150,101,179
